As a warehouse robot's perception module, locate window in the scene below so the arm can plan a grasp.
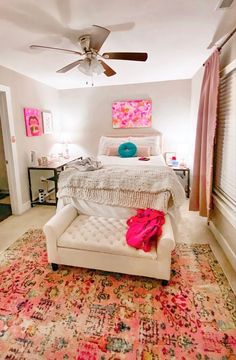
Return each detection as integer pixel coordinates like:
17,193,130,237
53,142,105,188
214,64,236,209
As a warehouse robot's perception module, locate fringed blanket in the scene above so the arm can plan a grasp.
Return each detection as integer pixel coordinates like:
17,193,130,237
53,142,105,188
57,165,185,212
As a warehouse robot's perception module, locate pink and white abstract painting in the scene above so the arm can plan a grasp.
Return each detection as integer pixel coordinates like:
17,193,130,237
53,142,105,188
112,99,152,128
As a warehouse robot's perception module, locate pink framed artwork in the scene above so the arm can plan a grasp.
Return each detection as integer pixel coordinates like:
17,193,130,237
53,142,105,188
24,108,43,137
112,99,152,128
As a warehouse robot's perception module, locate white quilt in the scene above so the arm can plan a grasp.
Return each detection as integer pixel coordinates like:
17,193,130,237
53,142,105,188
57,162,185,213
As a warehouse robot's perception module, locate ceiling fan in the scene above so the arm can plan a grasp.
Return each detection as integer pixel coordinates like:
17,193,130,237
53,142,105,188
30,25,148,77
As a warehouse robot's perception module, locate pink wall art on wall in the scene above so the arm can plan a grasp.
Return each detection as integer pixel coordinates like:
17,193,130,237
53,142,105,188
24,108,43,137
112,99,152,128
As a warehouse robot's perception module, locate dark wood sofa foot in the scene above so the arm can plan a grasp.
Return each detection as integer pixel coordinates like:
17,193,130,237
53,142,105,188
161,279,169,286
51,263,59,271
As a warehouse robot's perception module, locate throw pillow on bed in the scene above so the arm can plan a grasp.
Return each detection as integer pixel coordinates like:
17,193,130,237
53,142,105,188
106,147,118,156
118,142,137,158
98,136,130,155
107,145,150,157
137,146,150,157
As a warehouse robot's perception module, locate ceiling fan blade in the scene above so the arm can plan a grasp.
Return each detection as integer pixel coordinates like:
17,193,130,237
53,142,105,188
30,44,82,55
56,60,83,73
89,25,110,52
102,52,148,61
99,60,116,77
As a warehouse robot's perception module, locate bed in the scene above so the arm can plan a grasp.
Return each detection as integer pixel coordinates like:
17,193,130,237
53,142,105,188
44,133,185,281
57,133,184,216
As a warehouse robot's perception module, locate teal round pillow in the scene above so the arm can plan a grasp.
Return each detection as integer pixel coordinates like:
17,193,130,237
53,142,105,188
118,142,137,158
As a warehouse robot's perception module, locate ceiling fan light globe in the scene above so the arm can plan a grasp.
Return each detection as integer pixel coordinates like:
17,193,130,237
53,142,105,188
78,58,92,76
91,58,105,75
78,58,104,76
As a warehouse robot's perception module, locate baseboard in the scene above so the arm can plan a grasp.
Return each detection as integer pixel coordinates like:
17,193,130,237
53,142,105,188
209,221,236,272
20,201,31,214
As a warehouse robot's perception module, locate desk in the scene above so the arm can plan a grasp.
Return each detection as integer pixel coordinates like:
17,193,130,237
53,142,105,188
172,166,190,198
28,157,81,206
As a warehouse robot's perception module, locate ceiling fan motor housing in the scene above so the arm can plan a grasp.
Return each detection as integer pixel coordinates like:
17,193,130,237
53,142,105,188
79,35,91,52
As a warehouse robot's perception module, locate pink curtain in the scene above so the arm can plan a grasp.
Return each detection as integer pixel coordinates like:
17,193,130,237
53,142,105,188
189,50,220,217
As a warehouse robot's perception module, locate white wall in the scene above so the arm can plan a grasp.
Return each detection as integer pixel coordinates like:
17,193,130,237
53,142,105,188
0,65,60,210
59,79,192,163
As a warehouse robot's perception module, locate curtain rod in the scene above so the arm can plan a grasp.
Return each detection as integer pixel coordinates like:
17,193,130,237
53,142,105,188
203,26,236,66
217,26,236,51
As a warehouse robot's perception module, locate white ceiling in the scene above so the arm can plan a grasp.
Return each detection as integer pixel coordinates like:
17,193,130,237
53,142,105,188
0,0,235,89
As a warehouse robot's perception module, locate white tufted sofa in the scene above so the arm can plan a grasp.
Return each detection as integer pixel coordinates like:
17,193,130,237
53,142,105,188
44,204,175,281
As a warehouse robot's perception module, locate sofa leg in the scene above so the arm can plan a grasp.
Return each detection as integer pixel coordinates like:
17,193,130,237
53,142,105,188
51,263,59,271
161,279,169,286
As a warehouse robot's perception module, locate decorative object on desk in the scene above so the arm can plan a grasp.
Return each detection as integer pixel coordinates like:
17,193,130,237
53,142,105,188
42,111,53,134
57,152,64,159
171,155,179,167
165,152,176,166
177,143,188,167
37,156,49,166
29,151,37,166
41,156,49,166
24,108,43,137
112,99,152,128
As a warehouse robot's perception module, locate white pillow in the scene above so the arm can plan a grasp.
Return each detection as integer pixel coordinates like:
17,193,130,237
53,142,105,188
129,136,161,155
98,136,130,155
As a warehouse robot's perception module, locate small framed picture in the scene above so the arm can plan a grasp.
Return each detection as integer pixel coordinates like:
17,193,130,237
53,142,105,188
165,152,176,166
42,111,53,134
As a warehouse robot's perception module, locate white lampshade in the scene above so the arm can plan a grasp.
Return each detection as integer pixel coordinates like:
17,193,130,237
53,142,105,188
58,132,71,144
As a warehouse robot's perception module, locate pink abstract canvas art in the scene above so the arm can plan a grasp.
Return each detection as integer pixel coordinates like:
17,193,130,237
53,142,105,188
24,108,43,137
112,99,152,128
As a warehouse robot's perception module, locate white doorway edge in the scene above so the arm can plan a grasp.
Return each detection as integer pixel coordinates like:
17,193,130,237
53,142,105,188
0,84,23,215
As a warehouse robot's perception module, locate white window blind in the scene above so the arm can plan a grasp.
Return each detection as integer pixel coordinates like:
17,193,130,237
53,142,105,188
214,67,236,208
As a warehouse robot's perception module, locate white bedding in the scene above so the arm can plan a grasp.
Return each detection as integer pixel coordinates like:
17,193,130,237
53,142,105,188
57,154,176,218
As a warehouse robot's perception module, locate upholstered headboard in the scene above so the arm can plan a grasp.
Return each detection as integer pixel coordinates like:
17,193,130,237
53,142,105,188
104,131,163,154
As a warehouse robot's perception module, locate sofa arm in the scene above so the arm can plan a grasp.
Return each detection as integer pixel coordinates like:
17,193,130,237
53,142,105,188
43,204,78,263
44,204,78,239
156,214,175,255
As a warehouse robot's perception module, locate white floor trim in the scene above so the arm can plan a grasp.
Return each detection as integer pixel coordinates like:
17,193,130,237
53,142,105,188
21,201,31,214
209,220,236,272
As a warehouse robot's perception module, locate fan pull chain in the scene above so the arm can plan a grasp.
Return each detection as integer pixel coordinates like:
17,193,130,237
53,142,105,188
85,76,94,87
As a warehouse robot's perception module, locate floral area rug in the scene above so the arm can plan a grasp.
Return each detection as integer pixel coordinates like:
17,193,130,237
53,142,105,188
0,229,235,360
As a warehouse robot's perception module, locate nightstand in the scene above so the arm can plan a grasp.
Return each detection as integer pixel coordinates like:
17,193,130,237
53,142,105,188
28,157,82,206
172,166,190,198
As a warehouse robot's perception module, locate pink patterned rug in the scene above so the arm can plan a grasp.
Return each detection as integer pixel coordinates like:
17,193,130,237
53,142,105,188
0,229,235,359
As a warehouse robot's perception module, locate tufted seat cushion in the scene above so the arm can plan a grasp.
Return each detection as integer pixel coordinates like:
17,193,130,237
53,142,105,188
57,215,157,260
